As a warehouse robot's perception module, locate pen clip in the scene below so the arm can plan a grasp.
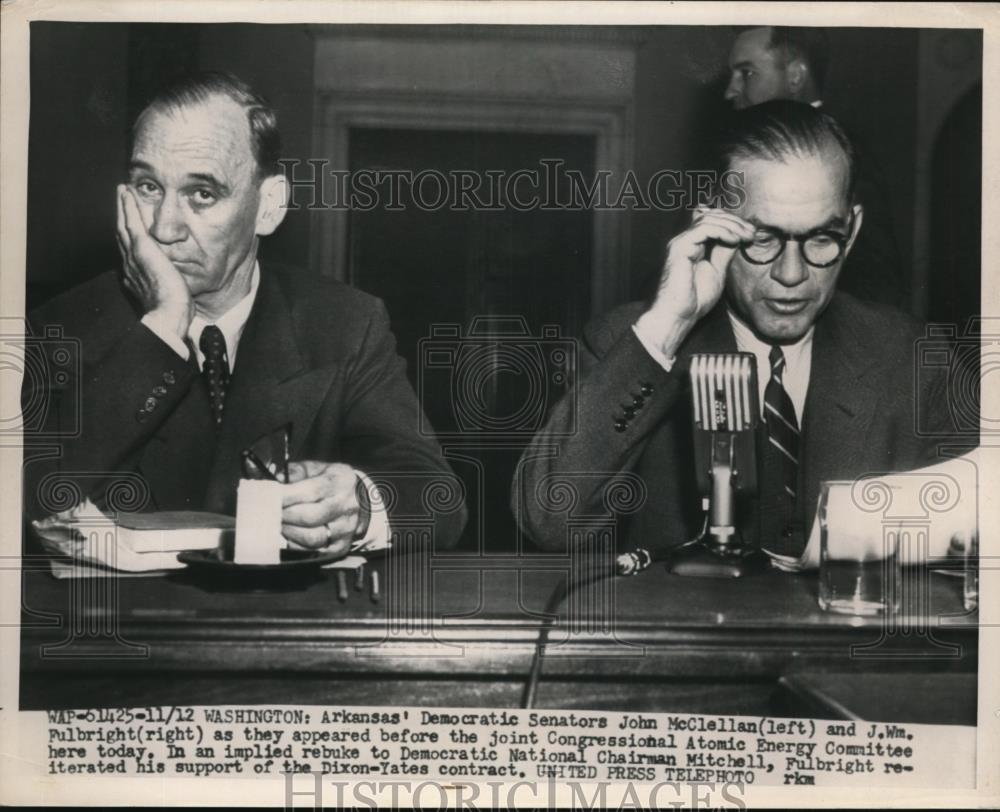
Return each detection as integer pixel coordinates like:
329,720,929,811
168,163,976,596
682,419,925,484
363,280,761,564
281,423,291,482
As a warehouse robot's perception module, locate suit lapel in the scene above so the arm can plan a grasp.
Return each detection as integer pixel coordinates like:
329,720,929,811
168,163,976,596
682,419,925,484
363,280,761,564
676,303,739,364
800,298,880,523
138,352,216,509
202,267,338,513
657,304,738,441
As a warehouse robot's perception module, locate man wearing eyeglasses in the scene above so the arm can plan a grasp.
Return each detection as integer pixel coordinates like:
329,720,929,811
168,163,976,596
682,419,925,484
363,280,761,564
722,26,904,308
513,101,954,557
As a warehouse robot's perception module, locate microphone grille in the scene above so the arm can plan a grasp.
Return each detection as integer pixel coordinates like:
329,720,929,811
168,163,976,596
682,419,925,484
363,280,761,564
690,353,759,431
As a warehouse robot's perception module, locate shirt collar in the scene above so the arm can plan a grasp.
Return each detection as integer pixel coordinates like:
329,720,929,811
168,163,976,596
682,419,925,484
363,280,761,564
188,261,260,369
726,308,814,370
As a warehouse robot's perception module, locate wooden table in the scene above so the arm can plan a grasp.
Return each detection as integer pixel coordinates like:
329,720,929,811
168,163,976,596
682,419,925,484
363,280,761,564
19,552,977,723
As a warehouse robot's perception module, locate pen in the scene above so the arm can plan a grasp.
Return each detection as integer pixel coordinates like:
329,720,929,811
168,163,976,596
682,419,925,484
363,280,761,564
280,424,291,482
354,564,365,592
370,570,380,603
241,448,280,482
336,570,349,603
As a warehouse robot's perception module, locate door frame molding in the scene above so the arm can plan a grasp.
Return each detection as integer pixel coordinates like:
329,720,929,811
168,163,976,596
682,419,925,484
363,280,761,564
308,27,638,317
309,93,631,317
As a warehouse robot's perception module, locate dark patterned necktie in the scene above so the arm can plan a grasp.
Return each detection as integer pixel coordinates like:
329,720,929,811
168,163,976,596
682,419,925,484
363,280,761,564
764,346,800,498
759,345,802,554
199,325,230,430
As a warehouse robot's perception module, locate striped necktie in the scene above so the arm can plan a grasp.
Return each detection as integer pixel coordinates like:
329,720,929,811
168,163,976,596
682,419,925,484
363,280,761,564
764,346,800,499
199,325,230,431
759,345,802,554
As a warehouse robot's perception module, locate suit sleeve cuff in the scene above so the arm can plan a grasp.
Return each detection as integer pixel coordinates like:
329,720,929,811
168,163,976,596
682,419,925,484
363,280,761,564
631,318,675,372
351,469,392,551
141,312,190,360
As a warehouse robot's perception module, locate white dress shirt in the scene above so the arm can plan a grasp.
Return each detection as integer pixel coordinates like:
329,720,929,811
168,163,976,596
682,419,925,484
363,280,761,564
632,310,813,423
632,314,678,373
139,261,390,549
141,263,259,366
187,268,260,369
726,311,812,423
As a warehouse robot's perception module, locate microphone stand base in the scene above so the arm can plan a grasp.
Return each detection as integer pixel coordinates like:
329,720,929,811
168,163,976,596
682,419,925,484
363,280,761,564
666,539,770,578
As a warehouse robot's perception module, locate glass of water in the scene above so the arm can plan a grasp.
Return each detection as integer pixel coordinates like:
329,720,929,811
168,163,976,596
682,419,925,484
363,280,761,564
818,480,902,616
961,531,979,612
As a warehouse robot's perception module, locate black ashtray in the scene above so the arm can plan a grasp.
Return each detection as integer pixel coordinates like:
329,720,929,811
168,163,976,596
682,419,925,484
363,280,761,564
175,547,343,592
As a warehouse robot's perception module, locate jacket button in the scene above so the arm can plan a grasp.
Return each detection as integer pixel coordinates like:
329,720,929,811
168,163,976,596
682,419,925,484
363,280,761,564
623,406,636,420
163,370,176,385
640,383,654,396
614,418,627,432
152,385,167,397
631,395,644,408
144,397,157,412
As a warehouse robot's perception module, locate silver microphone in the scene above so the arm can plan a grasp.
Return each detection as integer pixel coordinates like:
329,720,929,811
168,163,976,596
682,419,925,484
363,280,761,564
668,353,766,577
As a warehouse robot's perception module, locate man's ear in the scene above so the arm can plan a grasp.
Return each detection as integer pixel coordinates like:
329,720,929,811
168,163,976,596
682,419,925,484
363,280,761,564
844,203,864,257
786,59,808,94
255,174,289,237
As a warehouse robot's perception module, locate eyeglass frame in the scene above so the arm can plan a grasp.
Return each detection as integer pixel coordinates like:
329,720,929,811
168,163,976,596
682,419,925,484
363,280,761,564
738,211,856,269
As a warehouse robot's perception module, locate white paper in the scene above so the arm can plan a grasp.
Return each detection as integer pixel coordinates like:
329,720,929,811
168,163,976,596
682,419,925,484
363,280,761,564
769,448,981,571
234,479,283,564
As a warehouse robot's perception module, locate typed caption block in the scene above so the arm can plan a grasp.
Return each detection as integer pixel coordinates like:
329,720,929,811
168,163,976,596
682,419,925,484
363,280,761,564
39,704,975,789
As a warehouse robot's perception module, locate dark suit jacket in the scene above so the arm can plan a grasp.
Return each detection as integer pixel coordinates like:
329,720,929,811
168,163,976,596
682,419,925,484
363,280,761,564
23,262,467,549
822,102,906,307
513,293,957,554
837,137,907,307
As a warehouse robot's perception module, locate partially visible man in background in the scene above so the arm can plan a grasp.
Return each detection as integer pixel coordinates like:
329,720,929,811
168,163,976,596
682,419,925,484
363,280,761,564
723,26,904,308
725,25,828,110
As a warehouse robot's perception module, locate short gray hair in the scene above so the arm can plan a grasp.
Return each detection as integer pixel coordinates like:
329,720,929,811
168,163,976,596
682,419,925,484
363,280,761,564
132,71,282,178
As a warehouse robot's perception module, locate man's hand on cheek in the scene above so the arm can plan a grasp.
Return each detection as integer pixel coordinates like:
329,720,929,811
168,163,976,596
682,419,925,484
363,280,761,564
280,461,365,554
116,184,194,340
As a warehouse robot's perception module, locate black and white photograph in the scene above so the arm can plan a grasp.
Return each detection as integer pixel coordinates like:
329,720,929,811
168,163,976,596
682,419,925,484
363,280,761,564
1,1,996,807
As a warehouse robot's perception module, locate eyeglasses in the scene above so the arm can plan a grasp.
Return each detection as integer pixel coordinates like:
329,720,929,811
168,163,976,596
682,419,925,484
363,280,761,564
740,216,853,268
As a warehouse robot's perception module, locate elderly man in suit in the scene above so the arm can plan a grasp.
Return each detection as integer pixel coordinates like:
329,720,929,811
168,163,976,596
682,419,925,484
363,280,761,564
513,101,953,558
23,71,466,554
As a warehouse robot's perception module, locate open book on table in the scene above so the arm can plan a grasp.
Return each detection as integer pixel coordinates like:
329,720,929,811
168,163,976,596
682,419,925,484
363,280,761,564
32,500,382,577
